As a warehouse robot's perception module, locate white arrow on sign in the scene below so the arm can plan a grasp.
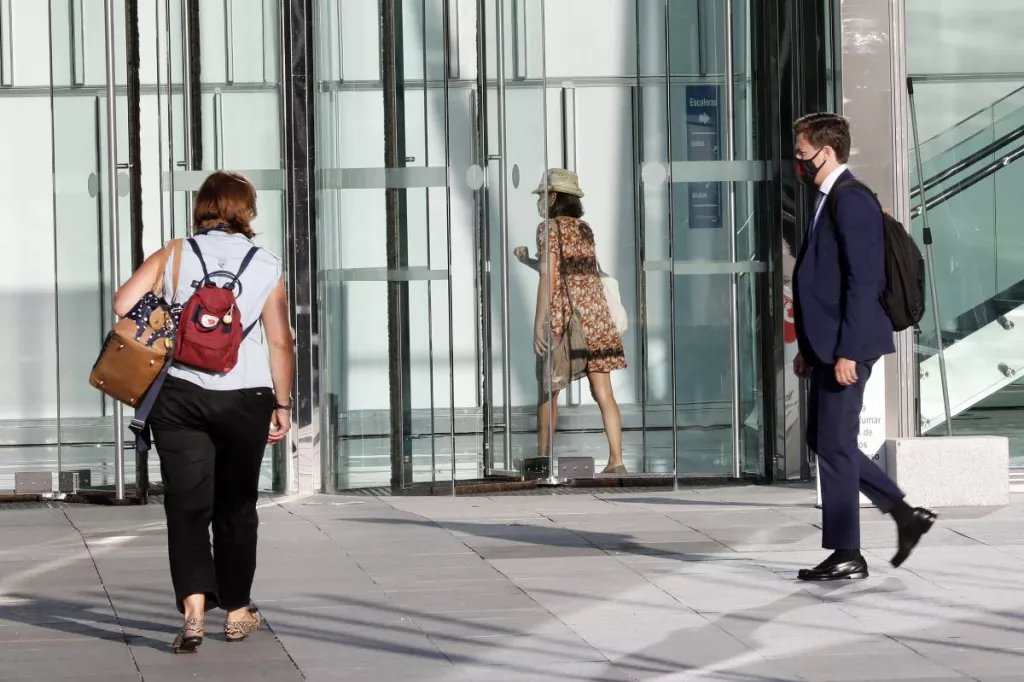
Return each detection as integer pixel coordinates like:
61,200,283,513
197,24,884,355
698,112,710,125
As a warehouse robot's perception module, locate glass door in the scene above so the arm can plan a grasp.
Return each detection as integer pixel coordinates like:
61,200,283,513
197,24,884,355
316,0,551,492
161,0,287,492
316,0,464,492
485,0,550,476
49,0,133,496
637,0,767,479
316,0,772,492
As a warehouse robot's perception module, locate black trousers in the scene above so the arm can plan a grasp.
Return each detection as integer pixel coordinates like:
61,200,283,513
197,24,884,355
807,359,904,550
150,376,274,613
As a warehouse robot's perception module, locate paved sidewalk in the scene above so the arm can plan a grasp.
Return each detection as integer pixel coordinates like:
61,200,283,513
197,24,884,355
2,485,1024,681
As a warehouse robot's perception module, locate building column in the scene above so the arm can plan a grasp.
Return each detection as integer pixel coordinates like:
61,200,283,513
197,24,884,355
282,0,320,493
836,0,916,441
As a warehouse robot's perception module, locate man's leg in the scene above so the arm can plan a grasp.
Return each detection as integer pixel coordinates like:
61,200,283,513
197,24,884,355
811,363,865,551
848,360,906,513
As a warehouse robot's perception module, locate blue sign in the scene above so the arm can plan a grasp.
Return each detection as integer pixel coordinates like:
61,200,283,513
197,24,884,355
685,85,722,229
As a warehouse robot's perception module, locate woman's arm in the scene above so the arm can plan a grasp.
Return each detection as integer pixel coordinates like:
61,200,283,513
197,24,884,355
514,246,541,272
113,247,168,317
533,250,558,354
262,278,295,407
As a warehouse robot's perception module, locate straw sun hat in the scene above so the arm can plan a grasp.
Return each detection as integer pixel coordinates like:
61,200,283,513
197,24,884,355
531,168,584,198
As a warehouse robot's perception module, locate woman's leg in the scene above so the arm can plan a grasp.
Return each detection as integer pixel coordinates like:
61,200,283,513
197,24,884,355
210,388,274,623
588,372,623,469
155,429,217,616
537,390,560,457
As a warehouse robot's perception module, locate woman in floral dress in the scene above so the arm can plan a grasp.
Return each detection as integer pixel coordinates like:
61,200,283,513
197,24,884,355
519,169,628,474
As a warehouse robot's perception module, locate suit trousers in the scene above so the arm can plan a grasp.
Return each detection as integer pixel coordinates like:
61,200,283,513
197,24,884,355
807,360,904,549
150,376,274,613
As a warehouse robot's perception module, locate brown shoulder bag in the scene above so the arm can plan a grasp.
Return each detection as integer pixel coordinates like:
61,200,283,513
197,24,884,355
89,239,184,406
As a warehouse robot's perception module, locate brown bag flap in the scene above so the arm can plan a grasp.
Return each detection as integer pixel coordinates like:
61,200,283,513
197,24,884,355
89,328,167,406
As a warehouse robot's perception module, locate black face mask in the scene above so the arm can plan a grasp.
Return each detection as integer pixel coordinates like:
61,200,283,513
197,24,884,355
796,148,824,186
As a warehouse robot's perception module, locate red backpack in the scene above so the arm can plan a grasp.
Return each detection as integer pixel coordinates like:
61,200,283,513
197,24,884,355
173,238,260,374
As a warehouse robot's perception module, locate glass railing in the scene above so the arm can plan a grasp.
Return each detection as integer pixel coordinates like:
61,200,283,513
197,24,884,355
910,88,1024,441
912,84,1024,173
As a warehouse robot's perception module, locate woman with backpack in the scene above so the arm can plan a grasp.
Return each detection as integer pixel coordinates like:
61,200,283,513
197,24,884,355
113,171,294,653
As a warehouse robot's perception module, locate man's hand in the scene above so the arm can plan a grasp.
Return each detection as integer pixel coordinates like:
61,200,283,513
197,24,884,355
835,358,858,386
793,353,811,379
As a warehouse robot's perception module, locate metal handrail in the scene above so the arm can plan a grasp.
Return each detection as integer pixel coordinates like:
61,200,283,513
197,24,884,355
915,83,1024,152
911,143,1024,219
911,124,1024,201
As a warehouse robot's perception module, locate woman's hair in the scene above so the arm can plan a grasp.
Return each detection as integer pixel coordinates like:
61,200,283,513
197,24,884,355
193,171,258,238
545,191,585,219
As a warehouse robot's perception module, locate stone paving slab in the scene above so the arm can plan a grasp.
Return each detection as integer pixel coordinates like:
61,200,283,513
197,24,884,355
2,486,1024,680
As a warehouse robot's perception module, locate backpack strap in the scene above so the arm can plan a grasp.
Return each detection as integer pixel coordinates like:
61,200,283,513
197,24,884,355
128,357,173,455
232,246,262,339
226,246,260,292
825,179,884,230
187,238,211,287
242,319,261,340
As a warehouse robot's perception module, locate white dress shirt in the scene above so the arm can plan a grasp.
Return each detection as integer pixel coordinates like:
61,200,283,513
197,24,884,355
810,163,848,233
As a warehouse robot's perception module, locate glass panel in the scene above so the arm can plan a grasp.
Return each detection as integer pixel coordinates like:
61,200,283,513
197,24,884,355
910,86,1024,445
317,0,771,491
316,0,461,491
161,0,286,493
488,0,549,476
639,0,766,478
0,0,60,492
908,0,1024,463
49,0,132,493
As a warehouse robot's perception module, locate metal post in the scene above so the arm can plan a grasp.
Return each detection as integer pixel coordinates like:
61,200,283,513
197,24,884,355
907,77,953,436
474,0,494,477
381,0,414,489
442,0,457,495
724,0,743,477
421,0,439,486
663,0,679,490
494,0,514,472
102,0,125,501
632,85,649,474
561,86,581,408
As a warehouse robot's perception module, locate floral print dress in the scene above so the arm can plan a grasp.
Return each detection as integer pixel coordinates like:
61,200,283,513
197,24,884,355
536,217,626,373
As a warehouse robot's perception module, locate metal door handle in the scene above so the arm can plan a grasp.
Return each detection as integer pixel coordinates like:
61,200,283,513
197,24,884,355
0,0,13,87
224,0,234,84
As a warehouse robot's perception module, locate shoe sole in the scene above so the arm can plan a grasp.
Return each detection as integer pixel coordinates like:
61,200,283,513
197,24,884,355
798,572,869,582
891,514,937,568
173,636,203,654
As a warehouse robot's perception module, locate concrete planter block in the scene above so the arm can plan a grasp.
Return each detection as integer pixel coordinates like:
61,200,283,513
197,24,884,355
886,437,1009,508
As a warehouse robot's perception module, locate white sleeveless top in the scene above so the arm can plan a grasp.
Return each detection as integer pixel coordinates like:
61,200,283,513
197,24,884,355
163,231,283,391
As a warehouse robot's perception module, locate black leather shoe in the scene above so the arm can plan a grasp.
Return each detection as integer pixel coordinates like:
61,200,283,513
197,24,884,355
891,507,936,568
798,554,869,582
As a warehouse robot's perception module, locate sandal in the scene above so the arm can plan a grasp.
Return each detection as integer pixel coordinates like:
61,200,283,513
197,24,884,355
172,617,204,654
225,609,262,642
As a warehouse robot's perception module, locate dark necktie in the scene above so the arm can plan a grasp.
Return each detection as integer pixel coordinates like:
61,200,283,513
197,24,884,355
810,191,826,232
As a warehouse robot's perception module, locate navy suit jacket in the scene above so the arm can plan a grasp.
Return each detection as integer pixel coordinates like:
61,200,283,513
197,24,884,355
793,170,895,366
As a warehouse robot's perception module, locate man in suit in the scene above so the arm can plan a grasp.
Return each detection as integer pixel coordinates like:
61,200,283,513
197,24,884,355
792,113,935,581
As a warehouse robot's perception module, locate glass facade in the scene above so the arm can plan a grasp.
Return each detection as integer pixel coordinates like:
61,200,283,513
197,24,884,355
1,0,841,496
0,1,287,495
907,0,1024,466
313,1,801,491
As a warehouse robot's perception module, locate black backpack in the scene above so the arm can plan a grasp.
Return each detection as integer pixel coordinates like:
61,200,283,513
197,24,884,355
827,179,926,332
